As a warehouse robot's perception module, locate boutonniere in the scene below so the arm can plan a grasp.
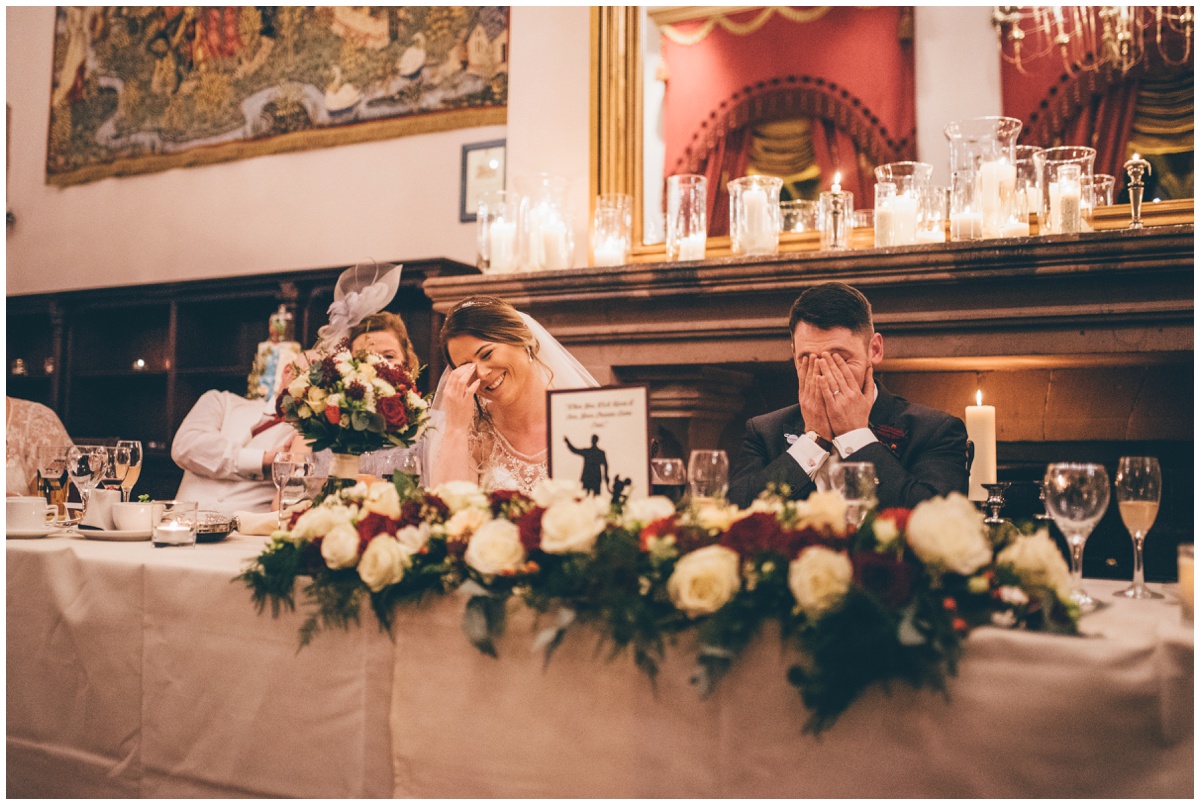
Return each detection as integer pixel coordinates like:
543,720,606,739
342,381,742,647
870,423,908,456
784,432,800,445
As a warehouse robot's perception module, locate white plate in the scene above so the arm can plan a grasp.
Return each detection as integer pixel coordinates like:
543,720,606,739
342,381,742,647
79,527,152,541
8,526,56,539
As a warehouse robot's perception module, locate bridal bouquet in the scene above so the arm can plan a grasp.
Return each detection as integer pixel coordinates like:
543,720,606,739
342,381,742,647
240,476,1079,733
276,342,430,457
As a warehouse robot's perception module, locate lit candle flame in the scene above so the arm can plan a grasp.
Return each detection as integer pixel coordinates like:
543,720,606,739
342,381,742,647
831,171,842,193
976,389,983,406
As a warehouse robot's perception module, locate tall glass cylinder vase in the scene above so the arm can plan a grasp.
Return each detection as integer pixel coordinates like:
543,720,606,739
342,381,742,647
517,173,575,271
591,193,632,266
1035,146,1096,234
476,190,521,274
728,175,782,256
1010,145,1043,236
944,117,1022,240
873,161,930,246
666,174,707,260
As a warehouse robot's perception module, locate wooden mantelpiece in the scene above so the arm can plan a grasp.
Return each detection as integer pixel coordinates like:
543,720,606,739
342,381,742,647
423,225,1193,377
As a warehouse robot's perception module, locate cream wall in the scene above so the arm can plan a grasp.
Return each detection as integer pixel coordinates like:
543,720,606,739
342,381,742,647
4,6,592,295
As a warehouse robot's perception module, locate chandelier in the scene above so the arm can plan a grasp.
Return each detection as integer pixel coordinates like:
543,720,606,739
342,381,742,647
992,6,1194,74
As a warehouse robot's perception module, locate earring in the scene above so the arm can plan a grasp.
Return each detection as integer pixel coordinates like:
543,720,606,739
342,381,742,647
527,346,534,362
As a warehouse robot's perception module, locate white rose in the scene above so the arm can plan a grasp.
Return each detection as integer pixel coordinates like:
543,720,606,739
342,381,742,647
362,482,402,519
336,357,354,376
741,496,785,519
395,522,432,554
407,390,427,411
325,392,343,411
464,519,526,576
530,477,586,508
445,506,491,541
788,546,853,617
287,376,310,400
906,493,992,576
540,497,607,554
667,544,742,617
372,378,396,399
357,535,410,592
622,495,677,528
997,529,1072,598
693,500,738,533
306,385,327,408
432,481,489,514
356,362,378,381
873,517,900,548
321,522,361,569
998,585,1030,606
289,504,353,543
795,490,849,534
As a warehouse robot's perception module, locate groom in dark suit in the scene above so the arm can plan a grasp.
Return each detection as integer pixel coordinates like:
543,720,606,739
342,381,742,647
728,282,968,509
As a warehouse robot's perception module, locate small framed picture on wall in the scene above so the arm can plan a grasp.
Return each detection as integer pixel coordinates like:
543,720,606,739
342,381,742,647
547,385,651,501
460,139,506,223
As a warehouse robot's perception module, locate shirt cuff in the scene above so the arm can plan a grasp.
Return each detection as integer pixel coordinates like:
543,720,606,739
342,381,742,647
787,434,830,479
235,447,265,480
833,427,879,459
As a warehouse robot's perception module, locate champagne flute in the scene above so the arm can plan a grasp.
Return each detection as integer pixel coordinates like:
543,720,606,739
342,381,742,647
272,452,312,530
116,440,143,502
1114,456,1164,600
1043,462,1110,612
688,449,729,502
832,461,879,531
66,445,109,513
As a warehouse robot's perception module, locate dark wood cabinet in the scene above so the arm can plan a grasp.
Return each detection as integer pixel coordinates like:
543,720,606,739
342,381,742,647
6,258,477,500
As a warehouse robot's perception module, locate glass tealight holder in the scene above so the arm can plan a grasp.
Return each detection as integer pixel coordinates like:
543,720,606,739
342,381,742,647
728,175,782,256
1013,145,1043,226
591,193,632,267
819,188,854,250
476,190,521,274
779,199,819,233
1090,173,1115,206
874,182,897,247
666,174,707,260
1036,146,1096,234
152,500,198,548
518,173,575,271
916,185,948,244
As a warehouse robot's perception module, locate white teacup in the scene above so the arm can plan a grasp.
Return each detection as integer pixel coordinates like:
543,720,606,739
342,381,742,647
112,501,154,532
7,496,57,532
81,488,122,531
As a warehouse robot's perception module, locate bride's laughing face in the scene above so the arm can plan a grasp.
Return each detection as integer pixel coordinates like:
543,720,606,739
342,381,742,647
446,334,537,407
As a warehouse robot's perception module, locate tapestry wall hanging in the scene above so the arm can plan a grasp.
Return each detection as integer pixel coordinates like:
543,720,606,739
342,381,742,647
46,6,509,186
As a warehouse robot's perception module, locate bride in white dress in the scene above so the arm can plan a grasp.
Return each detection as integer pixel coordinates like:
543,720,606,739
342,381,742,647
426,296,597,494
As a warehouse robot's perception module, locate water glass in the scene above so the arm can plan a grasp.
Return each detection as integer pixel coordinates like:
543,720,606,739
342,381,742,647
67,445,108,511
832,462,878,530
688,450,729,501
591,193,632,267
116,439,143,502
728,175,781,256
273,452,314,530
666,174,707,260
1043,462,1109,612
152,500,199,548
650,457,687,503
1114,456,1163,599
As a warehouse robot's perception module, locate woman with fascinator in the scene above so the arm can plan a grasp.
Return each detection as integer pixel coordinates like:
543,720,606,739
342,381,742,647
426,296,598,494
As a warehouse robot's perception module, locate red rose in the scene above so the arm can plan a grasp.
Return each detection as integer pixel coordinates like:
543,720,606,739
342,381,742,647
851,551,916,609
356,512,399,552
325,404,341,425
377,395,409,429
876,507,911,532
515,506,546,553
720,512,784,558
638,515,676,551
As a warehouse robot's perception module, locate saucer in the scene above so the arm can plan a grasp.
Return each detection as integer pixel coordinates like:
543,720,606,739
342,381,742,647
7,525,55,539
79,527,152,541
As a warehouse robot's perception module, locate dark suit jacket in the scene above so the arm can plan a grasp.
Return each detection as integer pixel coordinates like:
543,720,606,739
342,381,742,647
728,382,969,509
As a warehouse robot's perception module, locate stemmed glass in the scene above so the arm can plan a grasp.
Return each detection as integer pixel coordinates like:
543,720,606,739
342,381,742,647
1043,462,1110,612
104,445,131,491
66,445,109,513
832,462,879,530
116,440,143,502
273,452,314,530
650,457,688,503
1114,456,1163,600
688,450,729,502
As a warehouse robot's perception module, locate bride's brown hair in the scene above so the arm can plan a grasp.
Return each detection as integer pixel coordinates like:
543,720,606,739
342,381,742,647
440,295,540,368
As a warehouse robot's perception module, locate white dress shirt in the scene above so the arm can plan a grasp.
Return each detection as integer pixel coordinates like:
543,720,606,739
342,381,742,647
172,390,296,514
786,383,880,491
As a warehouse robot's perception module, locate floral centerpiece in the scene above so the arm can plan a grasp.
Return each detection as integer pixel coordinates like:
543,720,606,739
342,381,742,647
240,479,1079,733
276,341,430,481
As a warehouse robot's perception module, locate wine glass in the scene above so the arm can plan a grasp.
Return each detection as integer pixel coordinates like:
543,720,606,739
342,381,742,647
650,457,687,503
1043,462,1110,612
66,445,109,513
688,450,729,502
273,452,314,530
116,440,143,502
832,462,879,530
104,445,131,491
1114,456,1163,600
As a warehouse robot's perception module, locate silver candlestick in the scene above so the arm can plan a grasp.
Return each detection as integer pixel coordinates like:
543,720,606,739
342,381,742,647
982,482,1012,525
1123,153,1152,229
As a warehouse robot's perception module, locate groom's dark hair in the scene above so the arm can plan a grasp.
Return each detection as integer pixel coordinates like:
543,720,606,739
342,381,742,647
788,282,874,337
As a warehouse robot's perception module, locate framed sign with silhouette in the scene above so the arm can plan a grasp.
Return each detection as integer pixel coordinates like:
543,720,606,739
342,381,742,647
547,385,650,501
460,139,507,222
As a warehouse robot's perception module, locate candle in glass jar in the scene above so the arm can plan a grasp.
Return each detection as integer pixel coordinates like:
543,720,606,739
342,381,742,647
742,186,774,249
592,236,626,267
678,232,706,260
153,521,194,546
541,218,570,270
965,389,997,501
891,193,919,245
980,159,1016,237
488,220,517,273
950,210,983,240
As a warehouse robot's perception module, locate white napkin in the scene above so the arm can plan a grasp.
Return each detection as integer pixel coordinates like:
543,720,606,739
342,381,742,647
235,510,279,536
81,489,121,530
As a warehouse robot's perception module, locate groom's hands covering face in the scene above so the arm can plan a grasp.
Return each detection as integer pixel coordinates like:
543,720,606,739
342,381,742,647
796,354,833,441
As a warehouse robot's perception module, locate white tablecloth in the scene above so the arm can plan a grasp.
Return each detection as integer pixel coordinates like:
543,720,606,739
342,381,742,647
7,531,1194,797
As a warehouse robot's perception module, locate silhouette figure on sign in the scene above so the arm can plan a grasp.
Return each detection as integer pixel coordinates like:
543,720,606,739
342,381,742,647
609,474,631,507
564,434,609,496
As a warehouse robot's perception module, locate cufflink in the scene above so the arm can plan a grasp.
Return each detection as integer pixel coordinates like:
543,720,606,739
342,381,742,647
785,433,799,445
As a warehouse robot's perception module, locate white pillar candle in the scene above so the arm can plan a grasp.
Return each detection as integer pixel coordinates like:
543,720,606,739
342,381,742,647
999,219,1030,238
592,236,626,267
874,202,896,248
980,159,1016,238
677,232,706,260
891,194,919,245
949,210,982,240
541,218,570,270
1058,180,1082,234
488,220,517,273
1047,181,1061,234
965,389,997,501
741,186,775,251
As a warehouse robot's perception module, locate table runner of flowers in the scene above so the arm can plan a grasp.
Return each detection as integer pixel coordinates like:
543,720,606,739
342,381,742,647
240,477,1079,733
